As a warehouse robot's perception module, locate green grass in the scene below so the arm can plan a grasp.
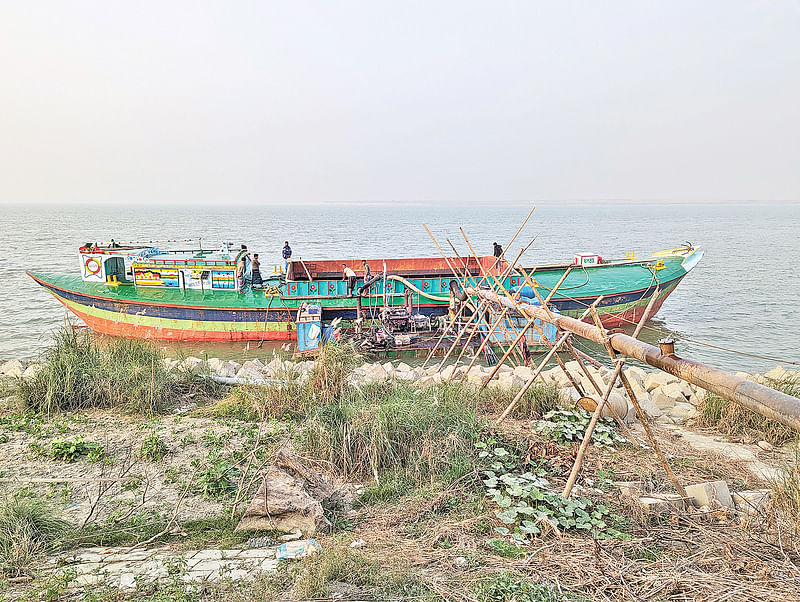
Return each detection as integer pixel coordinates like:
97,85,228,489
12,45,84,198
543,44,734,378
201,341,361,423
480,382,564,418
0,492,70,577
299,381,481,486
15,326,219,415
697,376,800,445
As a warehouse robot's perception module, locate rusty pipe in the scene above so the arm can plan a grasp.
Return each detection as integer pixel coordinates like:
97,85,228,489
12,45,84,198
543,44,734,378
466,287,800,431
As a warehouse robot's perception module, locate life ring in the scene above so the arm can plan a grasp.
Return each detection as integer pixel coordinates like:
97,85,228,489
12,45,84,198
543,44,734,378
85,257,102,276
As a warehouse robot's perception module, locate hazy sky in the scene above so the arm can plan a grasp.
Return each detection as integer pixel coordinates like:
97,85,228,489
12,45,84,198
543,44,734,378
1,1,798,205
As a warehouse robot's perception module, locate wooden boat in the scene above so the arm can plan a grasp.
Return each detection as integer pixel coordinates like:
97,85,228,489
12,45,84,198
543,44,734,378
27,241,702,342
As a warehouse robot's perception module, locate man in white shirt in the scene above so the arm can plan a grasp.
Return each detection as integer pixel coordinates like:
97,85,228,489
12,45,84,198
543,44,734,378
342,264,357,297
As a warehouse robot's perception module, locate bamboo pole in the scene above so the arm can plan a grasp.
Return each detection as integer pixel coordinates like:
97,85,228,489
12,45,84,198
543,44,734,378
460,307,510,380
436,301,490,373
561,295,656,498
421,301,470,368
446,239,526,367
495,319,589,425
588,302,689,499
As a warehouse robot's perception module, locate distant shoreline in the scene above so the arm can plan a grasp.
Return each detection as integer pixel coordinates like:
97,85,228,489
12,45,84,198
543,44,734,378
2,199,799,209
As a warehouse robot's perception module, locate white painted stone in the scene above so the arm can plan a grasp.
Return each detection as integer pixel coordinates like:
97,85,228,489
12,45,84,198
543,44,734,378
645,372,679,392
757,440,774,452
22,363,43,379
119,573,136,589
765,366,788,381
662,381,692,401
382,361,394,373
395,370,415,381
668,402,698,423
396,362,412,373
652,389,678,410
685,480,734,509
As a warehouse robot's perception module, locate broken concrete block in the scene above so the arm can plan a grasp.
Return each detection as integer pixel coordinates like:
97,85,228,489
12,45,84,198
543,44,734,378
732,489,771,515
236,452,336,536
662,381,692,401
617,481,647,497
685,480,734,509
638,493,683,515
1,359,24,377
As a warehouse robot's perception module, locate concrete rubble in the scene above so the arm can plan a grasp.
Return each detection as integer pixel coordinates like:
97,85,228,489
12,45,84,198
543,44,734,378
235,451,340,536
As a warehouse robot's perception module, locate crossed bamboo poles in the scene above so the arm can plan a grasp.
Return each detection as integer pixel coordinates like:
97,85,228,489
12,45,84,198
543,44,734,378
420,207,686,502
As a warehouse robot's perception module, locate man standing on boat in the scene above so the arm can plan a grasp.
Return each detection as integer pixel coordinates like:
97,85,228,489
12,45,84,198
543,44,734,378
493,242,503,269
236,253,248,294
282,241,292,275
251,253,263,288
343,264,357,297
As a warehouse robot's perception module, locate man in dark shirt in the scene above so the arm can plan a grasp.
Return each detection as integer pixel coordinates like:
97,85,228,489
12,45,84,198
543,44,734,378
282,241,292,275
493,242,503,269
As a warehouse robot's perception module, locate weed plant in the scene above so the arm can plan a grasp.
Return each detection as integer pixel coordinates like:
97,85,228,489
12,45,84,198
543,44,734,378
770,447,800,534
0,492,69,576
300,381,481,485
49,436,105,462
698,376,800,445
140,432,169,462
475,572,588,602
16,326,217,415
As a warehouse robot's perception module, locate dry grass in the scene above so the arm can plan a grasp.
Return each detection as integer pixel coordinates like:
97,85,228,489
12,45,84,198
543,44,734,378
697,376,800,446
479,382,564,419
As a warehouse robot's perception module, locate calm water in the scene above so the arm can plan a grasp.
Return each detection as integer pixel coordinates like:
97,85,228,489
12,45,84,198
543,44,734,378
1,203,798,373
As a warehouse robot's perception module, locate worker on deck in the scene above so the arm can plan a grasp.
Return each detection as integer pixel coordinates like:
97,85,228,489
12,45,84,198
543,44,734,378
493,242,503,269
236,253,248,293
343,264,357,297
362,260,371,279
282,241,292,275
251,253,263,288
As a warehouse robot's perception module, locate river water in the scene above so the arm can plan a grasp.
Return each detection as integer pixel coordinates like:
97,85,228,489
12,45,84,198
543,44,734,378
1,202,797,373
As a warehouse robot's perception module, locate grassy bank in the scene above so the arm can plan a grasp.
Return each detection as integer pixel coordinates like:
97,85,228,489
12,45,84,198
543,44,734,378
4,333,800,600
14,327,219,415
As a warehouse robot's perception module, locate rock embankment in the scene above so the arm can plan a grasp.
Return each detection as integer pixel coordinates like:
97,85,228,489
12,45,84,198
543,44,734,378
3,356,797,428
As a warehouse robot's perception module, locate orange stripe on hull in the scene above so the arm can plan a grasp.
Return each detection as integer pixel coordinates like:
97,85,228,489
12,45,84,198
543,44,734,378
67,305,295,342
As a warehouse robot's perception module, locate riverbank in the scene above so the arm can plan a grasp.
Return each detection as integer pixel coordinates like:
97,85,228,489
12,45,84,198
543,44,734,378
1,339,799,600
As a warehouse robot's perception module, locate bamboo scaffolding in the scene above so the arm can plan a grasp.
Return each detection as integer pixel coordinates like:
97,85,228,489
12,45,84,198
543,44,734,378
513,265,639,440
561,299,654,498
464,286,800,431
588,301,689,499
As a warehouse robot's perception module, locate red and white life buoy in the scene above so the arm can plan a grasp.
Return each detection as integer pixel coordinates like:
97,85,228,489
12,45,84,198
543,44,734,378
85,257,102,276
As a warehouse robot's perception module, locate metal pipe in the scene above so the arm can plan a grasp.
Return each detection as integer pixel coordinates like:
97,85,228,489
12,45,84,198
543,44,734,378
466,287,800,430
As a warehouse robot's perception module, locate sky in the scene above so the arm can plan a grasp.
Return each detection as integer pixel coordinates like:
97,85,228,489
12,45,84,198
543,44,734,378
0,1,798,205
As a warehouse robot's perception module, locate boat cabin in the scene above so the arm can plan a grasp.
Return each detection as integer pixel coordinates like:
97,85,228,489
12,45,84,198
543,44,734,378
78,241,248,291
